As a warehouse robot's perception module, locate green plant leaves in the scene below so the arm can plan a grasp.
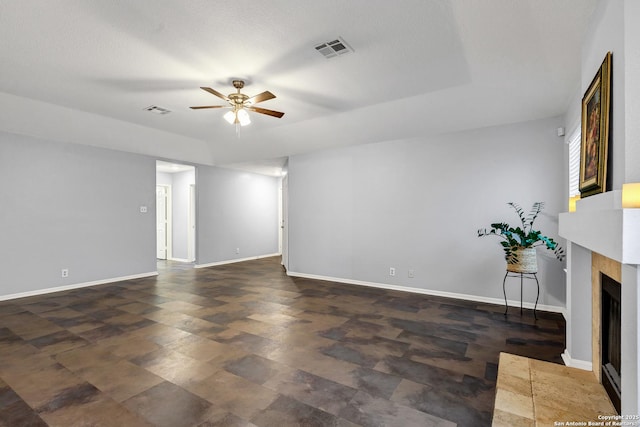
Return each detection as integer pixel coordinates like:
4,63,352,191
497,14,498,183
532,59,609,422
478,202,564,262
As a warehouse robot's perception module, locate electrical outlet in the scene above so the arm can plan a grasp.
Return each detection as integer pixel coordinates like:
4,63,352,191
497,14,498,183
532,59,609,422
236,248,240,254
61,269,69,278
389,267,396,276
408,269,415,278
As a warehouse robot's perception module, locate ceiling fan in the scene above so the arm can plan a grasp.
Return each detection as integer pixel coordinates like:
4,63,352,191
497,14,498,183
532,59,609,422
190,80,284,126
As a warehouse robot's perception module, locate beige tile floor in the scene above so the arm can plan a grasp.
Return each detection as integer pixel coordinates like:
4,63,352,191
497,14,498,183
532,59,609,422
492,352,617,427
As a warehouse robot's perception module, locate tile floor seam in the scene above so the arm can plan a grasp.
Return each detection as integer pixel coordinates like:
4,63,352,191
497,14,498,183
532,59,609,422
529,358,537,427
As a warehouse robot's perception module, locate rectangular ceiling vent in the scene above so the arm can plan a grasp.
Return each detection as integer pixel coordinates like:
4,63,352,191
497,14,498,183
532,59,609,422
315,37,353,59
144,105,171,115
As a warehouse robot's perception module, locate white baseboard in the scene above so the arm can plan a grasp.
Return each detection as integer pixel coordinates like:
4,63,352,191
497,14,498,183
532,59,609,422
0,271,159,302
195,253,281,269
561,349,593,371
286,271,565,314
168,257,193,263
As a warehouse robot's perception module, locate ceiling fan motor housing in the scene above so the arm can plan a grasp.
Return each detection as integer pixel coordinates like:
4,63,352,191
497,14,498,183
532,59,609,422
230,80,249,107
229,93,249,107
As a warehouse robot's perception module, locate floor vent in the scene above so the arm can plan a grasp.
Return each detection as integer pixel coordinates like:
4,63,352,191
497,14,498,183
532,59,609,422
314,37,353,59
144,105,172,115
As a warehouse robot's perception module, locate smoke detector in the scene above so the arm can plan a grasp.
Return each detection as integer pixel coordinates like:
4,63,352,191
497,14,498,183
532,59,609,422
144,105,171,115
314,37,354,59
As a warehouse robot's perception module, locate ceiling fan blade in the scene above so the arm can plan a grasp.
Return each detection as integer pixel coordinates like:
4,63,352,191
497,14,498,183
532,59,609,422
190,105,226,109
247,106,285,118
200,87,229,101
247,91,275,105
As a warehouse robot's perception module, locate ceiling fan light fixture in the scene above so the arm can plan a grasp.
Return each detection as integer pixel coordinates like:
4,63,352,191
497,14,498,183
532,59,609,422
237,108,251,126
223,110,236,124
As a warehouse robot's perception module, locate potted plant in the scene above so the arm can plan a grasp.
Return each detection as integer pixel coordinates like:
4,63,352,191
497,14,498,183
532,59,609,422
478,202,565,273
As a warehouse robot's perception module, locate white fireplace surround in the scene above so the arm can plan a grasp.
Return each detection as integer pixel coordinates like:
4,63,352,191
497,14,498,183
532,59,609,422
559,190,640,414
559,191,640,265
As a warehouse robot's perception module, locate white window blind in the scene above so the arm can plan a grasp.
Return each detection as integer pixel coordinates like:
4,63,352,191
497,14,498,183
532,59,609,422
568,127,581,197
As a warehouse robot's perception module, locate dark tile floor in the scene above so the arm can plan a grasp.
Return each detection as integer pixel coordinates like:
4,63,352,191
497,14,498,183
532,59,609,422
0,257,565,426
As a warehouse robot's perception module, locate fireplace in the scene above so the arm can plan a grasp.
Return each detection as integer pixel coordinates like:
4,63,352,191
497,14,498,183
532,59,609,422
601,273,621,413
559,189,640,414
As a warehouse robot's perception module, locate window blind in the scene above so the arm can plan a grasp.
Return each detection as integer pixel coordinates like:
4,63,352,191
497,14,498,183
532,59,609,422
568,127,581,197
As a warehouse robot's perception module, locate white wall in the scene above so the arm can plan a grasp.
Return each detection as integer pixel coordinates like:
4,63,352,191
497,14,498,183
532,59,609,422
288,116,566,308
197,166,280,265
0,131,157,297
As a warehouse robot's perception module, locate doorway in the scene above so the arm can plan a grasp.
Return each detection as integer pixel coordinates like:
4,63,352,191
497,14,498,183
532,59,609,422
156,161,196,263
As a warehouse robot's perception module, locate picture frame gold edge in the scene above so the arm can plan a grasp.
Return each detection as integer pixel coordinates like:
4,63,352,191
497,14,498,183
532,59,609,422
579,51,612,198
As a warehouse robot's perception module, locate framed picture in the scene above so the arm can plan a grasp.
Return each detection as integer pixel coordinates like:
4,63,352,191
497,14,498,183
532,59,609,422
580,51,612,197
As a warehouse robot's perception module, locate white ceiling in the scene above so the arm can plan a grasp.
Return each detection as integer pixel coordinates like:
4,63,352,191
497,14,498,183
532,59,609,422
0,1,597,173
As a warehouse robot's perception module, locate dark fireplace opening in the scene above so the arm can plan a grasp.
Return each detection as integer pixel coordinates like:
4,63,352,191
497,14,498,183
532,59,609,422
601,273,621,413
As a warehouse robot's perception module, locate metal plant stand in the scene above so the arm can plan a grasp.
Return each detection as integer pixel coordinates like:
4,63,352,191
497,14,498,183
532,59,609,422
502,271,540,319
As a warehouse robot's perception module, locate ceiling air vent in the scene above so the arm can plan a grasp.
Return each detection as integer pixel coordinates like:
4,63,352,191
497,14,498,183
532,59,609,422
144,105,171,115
314,37,353,59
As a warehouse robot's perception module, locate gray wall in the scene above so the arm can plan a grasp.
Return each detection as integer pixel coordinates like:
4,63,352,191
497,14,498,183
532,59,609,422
0,131,157,296
0,132,280,298
288,116,566,307
197,166,280,265
581,0,625,190
565,243,592,362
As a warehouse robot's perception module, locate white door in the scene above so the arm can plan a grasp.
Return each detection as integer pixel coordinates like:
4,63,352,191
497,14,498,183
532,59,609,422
156,186,168,259
187,184,196,262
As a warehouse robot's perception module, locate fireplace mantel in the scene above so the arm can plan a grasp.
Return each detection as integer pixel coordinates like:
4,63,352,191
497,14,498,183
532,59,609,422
559,190,640,265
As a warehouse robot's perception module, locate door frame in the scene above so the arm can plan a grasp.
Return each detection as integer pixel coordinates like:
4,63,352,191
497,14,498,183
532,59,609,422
187,184,196,262
281,174,288,270
156,184,172,260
